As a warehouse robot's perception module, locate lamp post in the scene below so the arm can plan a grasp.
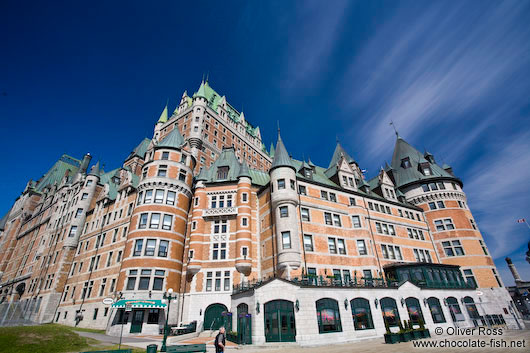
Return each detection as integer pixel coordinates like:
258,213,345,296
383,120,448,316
161,288,176,352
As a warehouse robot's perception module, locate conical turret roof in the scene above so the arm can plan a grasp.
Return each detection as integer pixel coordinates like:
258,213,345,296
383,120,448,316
271,133,295,171
328,142,355,169
89,161,101,177
157,104,168,124
238,160,251,179
157,126,185,149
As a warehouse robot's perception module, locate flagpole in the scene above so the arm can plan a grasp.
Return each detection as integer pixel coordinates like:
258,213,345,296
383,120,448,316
525,220,530,230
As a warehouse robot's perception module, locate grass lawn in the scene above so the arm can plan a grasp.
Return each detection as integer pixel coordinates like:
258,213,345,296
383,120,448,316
0,323,145,353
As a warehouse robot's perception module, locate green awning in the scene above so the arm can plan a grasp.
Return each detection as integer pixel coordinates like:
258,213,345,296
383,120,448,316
112,299,167,309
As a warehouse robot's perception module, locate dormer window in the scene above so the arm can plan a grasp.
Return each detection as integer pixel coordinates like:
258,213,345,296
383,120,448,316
419,162,432,176
217,166,229,180
304,169,312,178
401,157,411,169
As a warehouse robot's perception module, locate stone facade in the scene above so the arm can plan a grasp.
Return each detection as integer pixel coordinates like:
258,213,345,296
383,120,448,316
0,80,523,343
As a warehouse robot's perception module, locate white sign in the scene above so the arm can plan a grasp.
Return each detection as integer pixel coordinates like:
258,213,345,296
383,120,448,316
102,298,114,305
476,291,483,296
125,303,132,311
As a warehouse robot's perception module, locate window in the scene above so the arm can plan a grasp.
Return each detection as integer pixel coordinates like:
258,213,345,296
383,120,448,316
75,208,83,218
242,193,248,202
470,219,477,230
351,298,374,330
212,243,227,260
337,239,346,254
213,220,228,233
329,193,337,202
139,213,148,229
81,193,88,200
152,270,165,290
144,239,156,256
328,238,337,254
93,308,99,320
301,208,310,221
127,270,137,290
349,197,356,206
282,231,291,249
161,151,169,160
321,191,328,200
479,240,488,255
162,214,172,230
463,269,477,287
316,298,342,333
437,201,445,208
278,179,285,189
144,190,153,203
427,297,446,323
405,297,424,324
381,244,402,260
133,240,143,256
147,309,160,324
380,297,400,326
298,185,307,195
139,269,151,290
68,226,77,237
154,189,164,203
401,157,411,168
435,218,455,231
442,240,464,256
178,171,186,182
157,165,167,177
333,214,342,227
290,179,295,190
357,240,367,255
352,216,361,228
303,234,314,252
149,213,160,229
324,212,332,225
206,272,212,292
242,217,248,226
446,297,465,321
279,206,288,218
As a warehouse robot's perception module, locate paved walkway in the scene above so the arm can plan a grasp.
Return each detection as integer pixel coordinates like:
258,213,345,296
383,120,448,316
76,331,163,350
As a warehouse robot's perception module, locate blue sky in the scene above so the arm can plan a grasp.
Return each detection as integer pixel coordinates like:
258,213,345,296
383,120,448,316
1,0,529,285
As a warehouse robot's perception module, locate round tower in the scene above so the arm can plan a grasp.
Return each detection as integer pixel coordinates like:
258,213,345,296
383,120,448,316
118,126,195,311
186,172,208,278
269,134,301,274
188,81,208,157
235,161,252,276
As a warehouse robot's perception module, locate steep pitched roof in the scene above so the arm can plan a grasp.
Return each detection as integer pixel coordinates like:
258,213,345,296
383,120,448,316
157,104,168,123
390,137,457,188
269,142,275,158
157,126,185,149
270,134,295,171
238,160,251,179
34,155,81,192
89,161,101,177
328,142,355,169
127,138,151,160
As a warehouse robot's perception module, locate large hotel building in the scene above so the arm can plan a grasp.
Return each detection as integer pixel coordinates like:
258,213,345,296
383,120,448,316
0,81,523,345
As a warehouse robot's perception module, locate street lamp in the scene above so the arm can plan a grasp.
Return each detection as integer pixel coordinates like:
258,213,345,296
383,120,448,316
161,288,176,352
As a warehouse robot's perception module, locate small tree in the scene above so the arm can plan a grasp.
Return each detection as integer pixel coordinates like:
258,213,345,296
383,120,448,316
418,316,425,330
385,320,391,334
398,320,404,333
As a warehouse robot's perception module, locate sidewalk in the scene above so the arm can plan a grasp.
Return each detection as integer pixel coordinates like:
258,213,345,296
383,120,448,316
75,331,163,350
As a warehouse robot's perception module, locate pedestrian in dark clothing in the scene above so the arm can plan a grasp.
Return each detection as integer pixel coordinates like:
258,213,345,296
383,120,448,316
215,326,226,353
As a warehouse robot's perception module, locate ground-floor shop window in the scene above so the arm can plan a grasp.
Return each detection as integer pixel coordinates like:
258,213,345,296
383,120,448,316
380,297,400,327
427,297,446,323
351,298,374,330
147,309,160,324
316,298,342,333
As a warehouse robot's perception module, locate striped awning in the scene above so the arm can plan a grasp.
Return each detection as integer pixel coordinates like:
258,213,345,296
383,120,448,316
112,299,167,309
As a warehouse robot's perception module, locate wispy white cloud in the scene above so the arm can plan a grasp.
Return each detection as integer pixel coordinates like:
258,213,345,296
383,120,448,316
280,0,350,93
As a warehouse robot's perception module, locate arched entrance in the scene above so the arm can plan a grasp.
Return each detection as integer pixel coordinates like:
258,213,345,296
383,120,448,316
204,303,228,330
237,303,252,344
264,300,296,342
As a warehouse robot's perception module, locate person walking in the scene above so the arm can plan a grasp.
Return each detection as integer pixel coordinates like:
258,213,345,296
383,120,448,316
214,326,226,353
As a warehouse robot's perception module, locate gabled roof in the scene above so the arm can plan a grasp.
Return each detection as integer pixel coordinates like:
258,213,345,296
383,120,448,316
157,126,185,149
126,138,151,160
390,137,457,188
270,134,295,171
198,147,269,186
328,142,355,169
34,155,81,192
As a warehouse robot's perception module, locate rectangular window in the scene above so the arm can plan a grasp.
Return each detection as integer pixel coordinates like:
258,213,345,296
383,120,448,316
134,239,143,256
333,214,341,227
328,238,337,254
357,240,367,255
162,214,172,230
351,216,361,228
68,226,77,237
75,208,83,218
161,151,169,160
179,171,186,182
444,219,455,230
282,231,291,249
149,213,160,229
329,193,337,202
321,191,328,200
301,208,310,222
166,191,176,205
145,239,156,256
278,179,285,189
337,239,346,254
437,201,445,209
279,206,288,218
303,234,314,252
154,189,164,203
429,202,437,210
242,193,248,202
158,240,169,257
290,179,295,190
463,269,477,287
298,185,307,195
144,190,153,203
324,212,332,225
147,309,160,324
139,213,148,229
349,197,356,206
157,166,167,177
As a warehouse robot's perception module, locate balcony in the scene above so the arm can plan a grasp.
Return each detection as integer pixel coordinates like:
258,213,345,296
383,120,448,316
202,207,238,218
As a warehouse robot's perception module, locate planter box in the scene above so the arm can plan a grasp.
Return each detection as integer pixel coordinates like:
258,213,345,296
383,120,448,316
412,330,422,340
421,329,431,338
384,333,401,344
226,333,239,344
399,332,412,342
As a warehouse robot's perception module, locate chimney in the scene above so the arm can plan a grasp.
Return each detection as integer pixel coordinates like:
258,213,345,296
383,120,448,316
79,153,92,174
505,257,522,283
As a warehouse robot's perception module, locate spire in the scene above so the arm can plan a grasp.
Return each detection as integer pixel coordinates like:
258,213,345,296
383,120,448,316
308,157,315,168
271,132,295,171
157,103,168,124
238,160,251,179
157,126,185,149
269,142,275,158
195,80,207,99
328,142,355,169
89,161,101,177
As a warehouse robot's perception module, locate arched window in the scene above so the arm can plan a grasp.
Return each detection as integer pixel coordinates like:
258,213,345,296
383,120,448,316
380,297,400,327
237,303,249,317
427,297,446,323
463,296,480,319
316,298,342,333
405,297,424,324
446,297,465,321
351,298,374,330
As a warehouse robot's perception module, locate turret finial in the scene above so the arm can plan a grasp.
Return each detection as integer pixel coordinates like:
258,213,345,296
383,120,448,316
390,120,399,137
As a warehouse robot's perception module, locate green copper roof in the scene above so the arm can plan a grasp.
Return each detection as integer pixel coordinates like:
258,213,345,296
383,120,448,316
34,154,81,192
328,142,355,169
271,134,295,171
0,211,10,230
157,104,168,123
127,138,151,160
89,161,101,177
390,137,456,188
269,142,275,158
157,126,185,149
238,160,251,179
199,147,269,186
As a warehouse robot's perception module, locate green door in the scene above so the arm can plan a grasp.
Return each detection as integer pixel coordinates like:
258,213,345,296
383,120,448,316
204,303,228,330
264,300,296,342
237,304,252,344
130,310,144,333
